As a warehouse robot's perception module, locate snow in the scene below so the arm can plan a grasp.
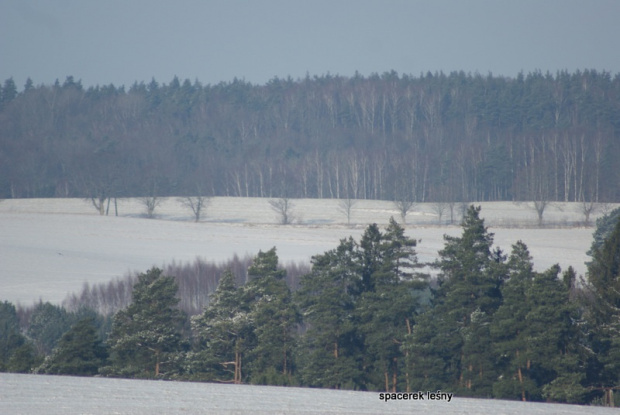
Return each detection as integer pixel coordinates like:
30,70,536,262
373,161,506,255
0,197,610,305
1,373,617,415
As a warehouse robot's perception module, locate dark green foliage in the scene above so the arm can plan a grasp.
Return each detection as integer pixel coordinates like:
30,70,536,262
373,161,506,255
296,237,362,389
587,207,620,258
0,301,27,371
27,301,73,356
408,206,504,394
583,218,620,396
244,248,299,385
6,343,39,373
190,270,253,383
39,317,107,376
103,267,186,378
2,70,619,202
297,218,428,391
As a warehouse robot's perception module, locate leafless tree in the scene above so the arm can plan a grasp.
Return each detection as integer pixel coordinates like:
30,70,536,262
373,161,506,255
337,198,357,225
532,200,549,227
393,198,416,225
141,196,164,218
179,195,211,222
431,201,448,225
579,200,597,226
269,198,294,225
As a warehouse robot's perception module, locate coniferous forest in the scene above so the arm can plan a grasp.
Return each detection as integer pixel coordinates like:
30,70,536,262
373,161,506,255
1,70,619,203
2,207,620,407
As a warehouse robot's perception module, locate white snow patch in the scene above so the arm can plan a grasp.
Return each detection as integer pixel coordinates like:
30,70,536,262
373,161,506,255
0,373,617,415
0,198,609,305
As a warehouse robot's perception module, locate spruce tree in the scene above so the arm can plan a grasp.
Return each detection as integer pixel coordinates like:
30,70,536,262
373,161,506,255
104,267,185,378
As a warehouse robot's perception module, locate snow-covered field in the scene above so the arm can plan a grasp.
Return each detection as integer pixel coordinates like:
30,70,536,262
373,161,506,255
0,198,616,414
1,373,617,415
0,197,609,305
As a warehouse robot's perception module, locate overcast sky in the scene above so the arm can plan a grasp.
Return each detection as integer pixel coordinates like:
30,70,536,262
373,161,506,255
2,0,620,89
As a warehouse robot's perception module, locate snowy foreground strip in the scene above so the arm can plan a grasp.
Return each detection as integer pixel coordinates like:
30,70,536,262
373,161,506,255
379,390,452,402
2,374,619,415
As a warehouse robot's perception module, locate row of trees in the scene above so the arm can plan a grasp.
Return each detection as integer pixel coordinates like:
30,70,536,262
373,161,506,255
1,70,619,203
2,207,620,405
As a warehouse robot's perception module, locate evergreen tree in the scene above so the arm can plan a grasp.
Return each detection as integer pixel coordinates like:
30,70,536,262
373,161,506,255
526,265,583,402
357,218,427,392
39,317,107,376
490,241,538,401
296,237,362,389
104,267,185,378
6,343,39,373
408,205,505,394
244,248,299,385
190,270,252,383
583,218,620,403
0,301,27,371
27,301,73,355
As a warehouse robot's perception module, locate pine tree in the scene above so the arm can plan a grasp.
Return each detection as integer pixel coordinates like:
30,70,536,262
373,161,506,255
0,301,26,371
39,317,107,376
27,301,73,356
583,218,620,404
296,237,362,389
244,248,299,385
525,265,583,402
490,241,538,401
357,218,427,392
408,205,505,394
104,267,185,378
190,270,252,383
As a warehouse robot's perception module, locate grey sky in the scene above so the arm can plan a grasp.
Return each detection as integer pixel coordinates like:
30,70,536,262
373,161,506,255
2,0,619,89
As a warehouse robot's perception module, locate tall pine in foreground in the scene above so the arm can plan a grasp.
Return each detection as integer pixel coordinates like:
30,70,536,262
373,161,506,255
297,219,427,391
244,248,299,385
103,267,186,378
296,237,362,389
408,205,504,396
584,218,620,405
190,270,252,383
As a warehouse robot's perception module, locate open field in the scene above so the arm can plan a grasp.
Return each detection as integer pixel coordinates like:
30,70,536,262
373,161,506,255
0,197,611,305
1,373,618,415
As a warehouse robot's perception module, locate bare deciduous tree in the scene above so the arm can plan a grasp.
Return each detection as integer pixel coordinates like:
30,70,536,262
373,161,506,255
141,196,164,219
269,198,294,225
337,198,357,226
533,200,549,227
393,198,416,225
179,196,211,222
431,201,447,225
580,200,597,226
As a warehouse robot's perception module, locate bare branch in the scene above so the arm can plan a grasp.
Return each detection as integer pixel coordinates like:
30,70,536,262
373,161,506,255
269,198,294,225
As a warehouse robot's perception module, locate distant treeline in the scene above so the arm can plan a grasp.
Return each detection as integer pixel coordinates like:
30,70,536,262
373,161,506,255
2,207,620,406
1,69,619,202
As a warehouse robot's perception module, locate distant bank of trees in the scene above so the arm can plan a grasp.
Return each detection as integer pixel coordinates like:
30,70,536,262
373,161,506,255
1,70,619,204
2,206,620,406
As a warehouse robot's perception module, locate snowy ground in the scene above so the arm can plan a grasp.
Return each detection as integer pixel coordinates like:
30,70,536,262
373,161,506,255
1,373,617,415
0,197,611,305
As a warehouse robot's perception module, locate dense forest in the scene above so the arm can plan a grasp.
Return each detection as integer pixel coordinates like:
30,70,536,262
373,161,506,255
2,207,620,406
1,70,619,203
